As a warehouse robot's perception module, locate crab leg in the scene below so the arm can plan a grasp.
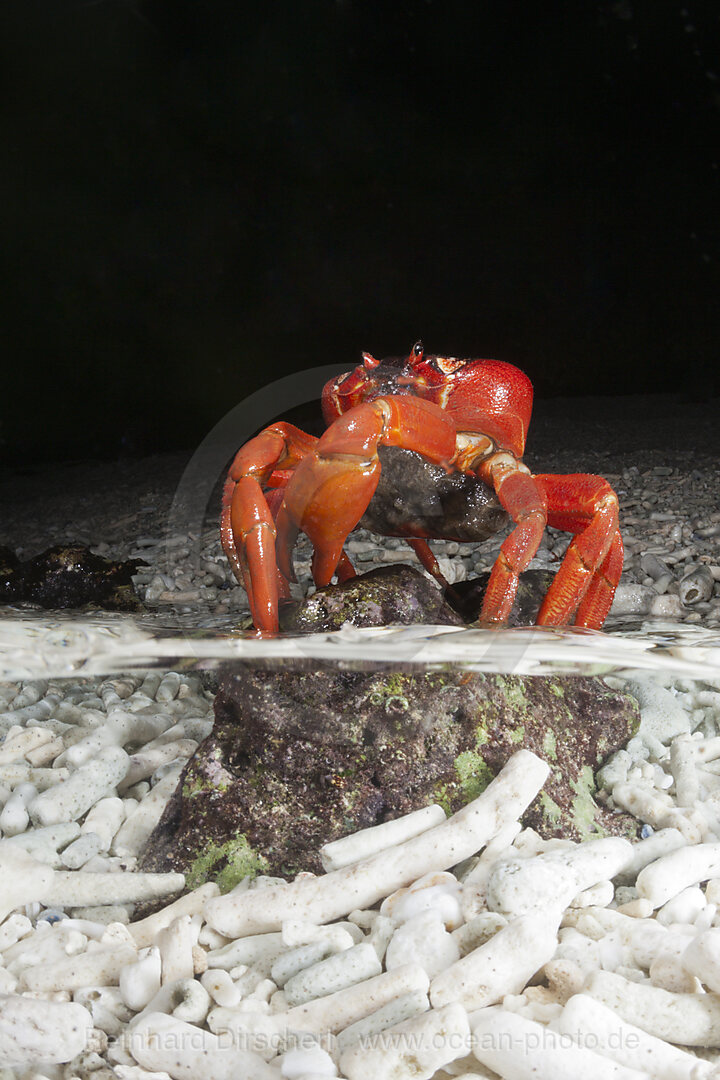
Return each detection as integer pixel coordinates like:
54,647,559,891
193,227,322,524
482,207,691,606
474,453,548,624
574,530,624,628
263,488,293,603
276,395,458,591
224,475,280,629
406,538,453,589
533,473,622,628
221,423,318,632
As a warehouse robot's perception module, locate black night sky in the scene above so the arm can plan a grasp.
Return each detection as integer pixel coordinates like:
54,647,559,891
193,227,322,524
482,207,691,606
1,1,718,466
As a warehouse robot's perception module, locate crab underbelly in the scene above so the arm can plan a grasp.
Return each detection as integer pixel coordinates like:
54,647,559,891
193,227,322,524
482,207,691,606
359,446,509,544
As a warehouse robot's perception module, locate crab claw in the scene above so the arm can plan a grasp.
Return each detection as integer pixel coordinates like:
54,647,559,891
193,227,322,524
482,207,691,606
276,454,381,587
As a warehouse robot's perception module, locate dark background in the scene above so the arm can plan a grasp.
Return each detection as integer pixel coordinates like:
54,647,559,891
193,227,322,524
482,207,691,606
1,0,718,467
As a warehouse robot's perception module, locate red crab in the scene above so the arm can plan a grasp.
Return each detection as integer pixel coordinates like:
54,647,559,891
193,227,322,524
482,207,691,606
222,343,623,634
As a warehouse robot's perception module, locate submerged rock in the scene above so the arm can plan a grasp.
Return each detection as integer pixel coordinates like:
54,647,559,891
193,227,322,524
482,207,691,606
0,544,145,611
141,661,640,886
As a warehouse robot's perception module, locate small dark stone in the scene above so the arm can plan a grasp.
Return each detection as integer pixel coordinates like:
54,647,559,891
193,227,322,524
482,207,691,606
0,545,20,577
448,568,558,625
0,544,145,611
0,545,20,596
279,564,464,632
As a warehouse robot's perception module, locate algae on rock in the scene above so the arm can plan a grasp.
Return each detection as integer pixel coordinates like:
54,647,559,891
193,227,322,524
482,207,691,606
141,661,639,884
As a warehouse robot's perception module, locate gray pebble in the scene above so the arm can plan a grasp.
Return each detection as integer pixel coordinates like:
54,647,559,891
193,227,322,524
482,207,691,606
610,584,656,615
679,565,715,605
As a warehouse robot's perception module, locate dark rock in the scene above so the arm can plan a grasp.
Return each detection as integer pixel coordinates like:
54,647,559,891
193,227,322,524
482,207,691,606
140,661,640,888
279,564,464,633
448,568,557,626
0,544,145,611
0,546,20,578
360,445,509,542
278,561,559,635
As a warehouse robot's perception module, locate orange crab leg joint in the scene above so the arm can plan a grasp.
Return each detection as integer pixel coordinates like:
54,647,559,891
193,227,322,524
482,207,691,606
476,453,548,624
534,474,622,627
276,456,381,586
228,475,279,631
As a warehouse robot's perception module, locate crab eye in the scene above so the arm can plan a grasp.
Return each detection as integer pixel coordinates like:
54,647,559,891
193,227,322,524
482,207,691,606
411,341,424,359
362,351,380,370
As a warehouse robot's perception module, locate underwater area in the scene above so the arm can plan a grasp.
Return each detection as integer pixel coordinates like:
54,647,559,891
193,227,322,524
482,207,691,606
2,610,720,1079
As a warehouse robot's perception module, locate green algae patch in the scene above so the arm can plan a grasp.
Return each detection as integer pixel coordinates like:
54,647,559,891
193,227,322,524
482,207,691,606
367,672,415,712
542,729,558,760
182,748,231,798
495,676,530,713
454,750,494,801
186,835,269,893
182,775,215,799
538,791,563,828
569,765,606,839
431,784,453,817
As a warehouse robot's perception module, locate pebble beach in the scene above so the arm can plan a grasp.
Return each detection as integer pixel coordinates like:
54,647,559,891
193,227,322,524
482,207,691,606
1,391,720,1078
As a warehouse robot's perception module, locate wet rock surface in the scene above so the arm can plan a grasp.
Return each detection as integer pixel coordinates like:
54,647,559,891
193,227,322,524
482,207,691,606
279,564,464,632
0,544,145,610
141,567,640,885
278,564,556,632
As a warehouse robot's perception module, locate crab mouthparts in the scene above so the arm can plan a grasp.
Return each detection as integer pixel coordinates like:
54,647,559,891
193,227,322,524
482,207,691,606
396,373,427,389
